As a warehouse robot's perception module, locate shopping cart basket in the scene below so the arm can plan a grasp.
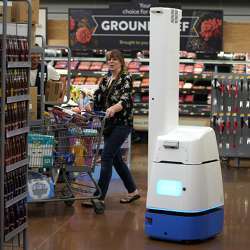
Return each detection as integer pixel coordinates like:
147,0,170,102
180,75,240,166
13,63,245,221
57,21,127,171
28,107,106,214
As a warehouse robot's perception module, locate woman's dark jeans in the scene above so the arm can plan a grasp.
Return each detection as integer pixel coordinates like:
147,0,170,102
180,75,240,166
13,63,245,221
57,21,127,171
95,125,137,200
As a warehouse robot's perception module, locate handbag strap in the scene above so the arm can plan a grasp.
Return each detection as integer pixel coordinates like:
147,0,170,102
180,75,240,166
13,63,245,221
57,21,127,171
105,77,116,109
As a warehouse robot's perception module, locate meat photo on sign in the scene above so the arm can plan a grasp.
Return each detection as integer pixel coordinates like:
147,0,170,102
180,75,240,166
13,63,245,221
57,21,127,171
69,11,97,50
186,11,223,53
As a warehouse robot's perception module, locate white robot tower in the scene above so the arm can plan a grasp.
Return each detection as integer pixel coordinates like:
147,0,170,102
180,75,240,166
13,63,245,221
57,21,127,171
145,7,224,241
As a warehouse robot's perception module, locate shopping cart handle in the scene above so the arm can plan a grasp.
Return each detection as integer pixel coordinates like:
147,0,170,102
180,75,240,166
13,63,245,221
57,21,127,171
92,111,107,117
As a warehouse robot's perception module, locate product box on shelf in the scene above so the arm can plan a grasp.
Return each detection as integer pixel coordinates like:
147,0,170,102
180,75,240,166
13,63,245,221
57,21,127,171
30,86,37,121
45,79,66,103
12,0,40,24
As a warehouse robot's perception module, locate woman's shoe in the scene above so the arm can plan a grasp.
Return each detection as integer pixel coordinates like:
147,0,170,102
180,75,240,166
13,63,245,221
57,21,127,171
120,190,141,204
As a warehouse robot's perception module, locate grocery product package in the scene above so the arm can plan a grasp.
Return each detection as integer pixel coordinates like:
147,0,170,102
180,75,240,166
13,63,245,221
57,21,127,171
45,78,66,103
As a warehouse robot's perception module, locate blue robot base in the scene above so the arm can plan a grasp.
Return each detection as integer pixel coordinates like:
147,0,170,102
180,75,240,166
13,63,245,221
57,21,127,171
145,207,224,241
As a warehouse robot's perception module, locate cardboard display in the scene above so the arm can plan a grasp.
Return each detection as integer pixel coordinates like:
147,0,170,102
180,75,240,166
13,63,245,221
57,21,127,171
45,79,66,103
12,0,40,24
30,86,37,121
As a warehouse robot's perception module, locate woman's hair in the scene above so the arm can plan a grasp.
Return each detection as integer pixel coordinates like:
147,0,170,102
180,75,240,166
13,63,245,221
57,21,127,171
106,49,126,75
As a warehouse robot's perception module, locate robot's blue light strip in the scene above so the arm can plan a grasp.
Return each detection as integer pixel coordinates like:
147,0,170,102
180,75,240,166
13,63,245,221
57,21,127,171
148,204,224,214
156,179,183,197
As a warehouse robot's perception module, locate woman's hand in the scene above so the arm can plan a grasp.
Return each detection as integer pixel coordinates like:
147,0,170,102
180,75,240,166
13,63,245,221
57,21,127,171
106,106,116,118
106,102,123,118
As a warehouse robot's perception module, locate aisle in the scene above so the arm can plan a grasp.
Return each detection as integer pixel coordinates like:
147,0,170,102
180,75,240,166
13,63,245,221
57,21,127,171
28,144,250,250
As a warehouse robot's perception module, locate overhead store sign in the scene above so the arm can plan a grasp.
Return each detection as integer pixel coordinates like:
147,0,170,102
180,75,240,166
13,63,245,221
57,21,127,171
69,1,223,54
93,16,149,36
69,2,152,54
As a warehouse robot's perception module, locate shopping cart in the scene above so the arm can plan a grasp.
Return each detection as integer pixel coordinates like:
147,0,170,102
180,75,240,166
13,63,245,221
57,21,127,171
28,107,106,214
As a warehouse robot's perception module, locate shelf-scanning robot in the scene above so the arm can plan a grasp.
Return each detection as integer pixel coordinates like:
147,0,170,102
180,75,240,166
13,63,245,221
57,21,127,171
144,7,224,241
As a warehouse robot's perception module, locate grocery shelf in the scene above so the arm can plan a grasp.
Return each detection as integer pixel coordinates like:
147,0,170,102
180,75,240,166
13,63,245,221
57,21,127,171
56,69,107,77
179,89,210,94
5,192,27,209
133,87,149,93
7,61,31,68
180,58,250,65
179,104,210,108
6,127,29,138
47,56,250,66
1,2,31,249
133,103,149,108
45,56,107,62
5,223,28,242
140,57,250,65
180,112,210,117
179,73,213,80
7,95,30,104
72,70,107,77
6,159,29,173
133,110,148,115
179,104,211,117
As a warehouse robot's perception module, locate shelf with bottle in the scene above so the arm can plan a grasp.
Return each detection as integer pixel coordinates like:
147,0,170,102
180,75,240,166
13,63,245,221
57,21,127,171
4,214,27,242
4,164,28,208
5,193,27,209
5,101,29,137
1,33,30,246
7,95,30,104
6,159,29,173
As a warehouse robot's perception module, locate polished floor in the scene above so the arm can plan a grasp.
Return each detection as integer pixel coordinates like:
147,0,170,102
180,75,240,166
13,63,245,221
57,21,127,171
28,144,250,250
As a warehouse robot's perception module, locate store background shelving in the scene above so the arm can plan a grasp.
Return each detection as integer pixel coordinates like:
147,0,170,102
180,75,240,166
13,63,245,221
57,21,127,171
0,1,32,249
44,51,250,131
